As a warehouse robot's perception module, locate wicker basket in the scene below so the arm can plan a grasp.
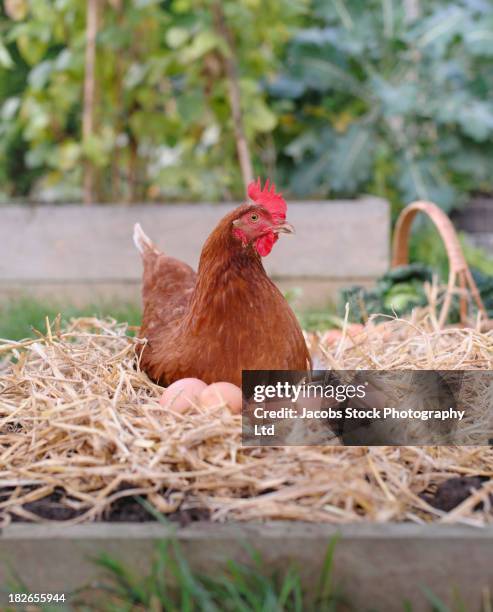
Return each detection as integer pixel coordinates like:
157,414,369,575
391,200,488,328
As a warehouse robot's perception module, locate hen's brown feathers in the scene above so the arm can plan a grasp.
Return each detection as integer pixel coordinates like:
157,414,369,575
136,206,310,386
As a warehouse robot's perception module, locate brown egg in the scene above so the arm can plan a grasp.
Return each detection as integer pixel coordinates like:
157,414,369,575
159,377,207,412
200,382,243,414
321,329,344,346
322,323,365,347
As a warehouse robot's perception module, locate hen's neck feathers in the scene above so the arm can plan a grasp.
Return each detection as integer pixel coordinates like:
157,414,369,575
187,206,273,326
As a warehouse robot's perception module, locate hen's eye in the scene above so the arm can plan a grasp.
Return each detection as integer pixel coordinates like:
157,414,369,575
250,213,259,222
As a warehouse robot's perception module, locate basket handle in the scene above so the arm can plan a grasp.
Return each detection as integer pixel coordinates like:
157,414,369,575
391,201,487,328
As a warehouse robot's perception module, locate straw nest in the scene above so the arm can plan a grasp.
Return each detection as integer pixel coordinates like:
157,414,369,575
1,312,492,526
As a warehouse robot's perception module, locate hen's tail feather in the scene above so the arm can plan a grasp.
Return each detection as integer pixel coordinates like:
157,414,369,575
133,223,160,255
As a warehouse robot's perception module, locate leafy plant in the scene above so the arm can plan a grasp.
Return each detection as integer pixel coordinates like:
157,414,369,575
340,240,493,324
0,0,305,203
0,1,491,207
340,263,434,323
274,0,493,212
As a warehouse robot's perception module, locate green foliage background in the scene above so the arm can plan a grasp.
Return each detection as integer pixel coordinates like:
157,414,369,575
0,0,492,208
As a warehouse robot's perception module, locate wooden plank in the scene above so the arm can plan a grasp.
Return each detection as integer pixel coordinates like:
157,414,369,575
0,198,389,282
0,522,491,611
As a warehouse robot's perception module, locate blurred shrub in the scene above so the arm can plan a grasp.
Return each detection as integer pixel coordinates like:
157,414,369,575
0,0,491,206
0,0,305,202
272,0,493,212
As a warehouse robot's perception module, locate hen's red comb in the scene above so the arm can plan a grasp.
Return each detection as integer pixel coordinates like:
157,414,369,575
247,178,286,221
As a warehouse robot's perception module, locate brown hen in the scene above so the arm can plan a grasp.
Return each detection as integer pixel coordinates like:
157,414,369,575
134,179,311,387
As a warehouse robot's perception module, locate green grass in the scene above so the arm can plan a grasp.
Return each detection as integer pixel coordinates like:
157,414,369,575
0,297,142,341
2,534,481,612
2,533,341,612
297,309,340,331
83,537,342,612
0,296,339,341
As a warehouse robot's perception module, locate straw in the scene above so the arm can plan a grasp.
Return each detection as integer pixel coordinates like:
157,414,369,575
1,313,492,526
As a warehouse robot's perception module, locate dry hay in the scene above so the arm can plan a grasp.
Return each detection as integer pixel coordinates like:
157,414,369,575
0,313,492,526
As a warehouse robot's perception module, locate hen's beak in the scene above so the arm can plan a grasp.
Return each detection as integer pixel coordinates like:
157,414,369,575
273,221,295,235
